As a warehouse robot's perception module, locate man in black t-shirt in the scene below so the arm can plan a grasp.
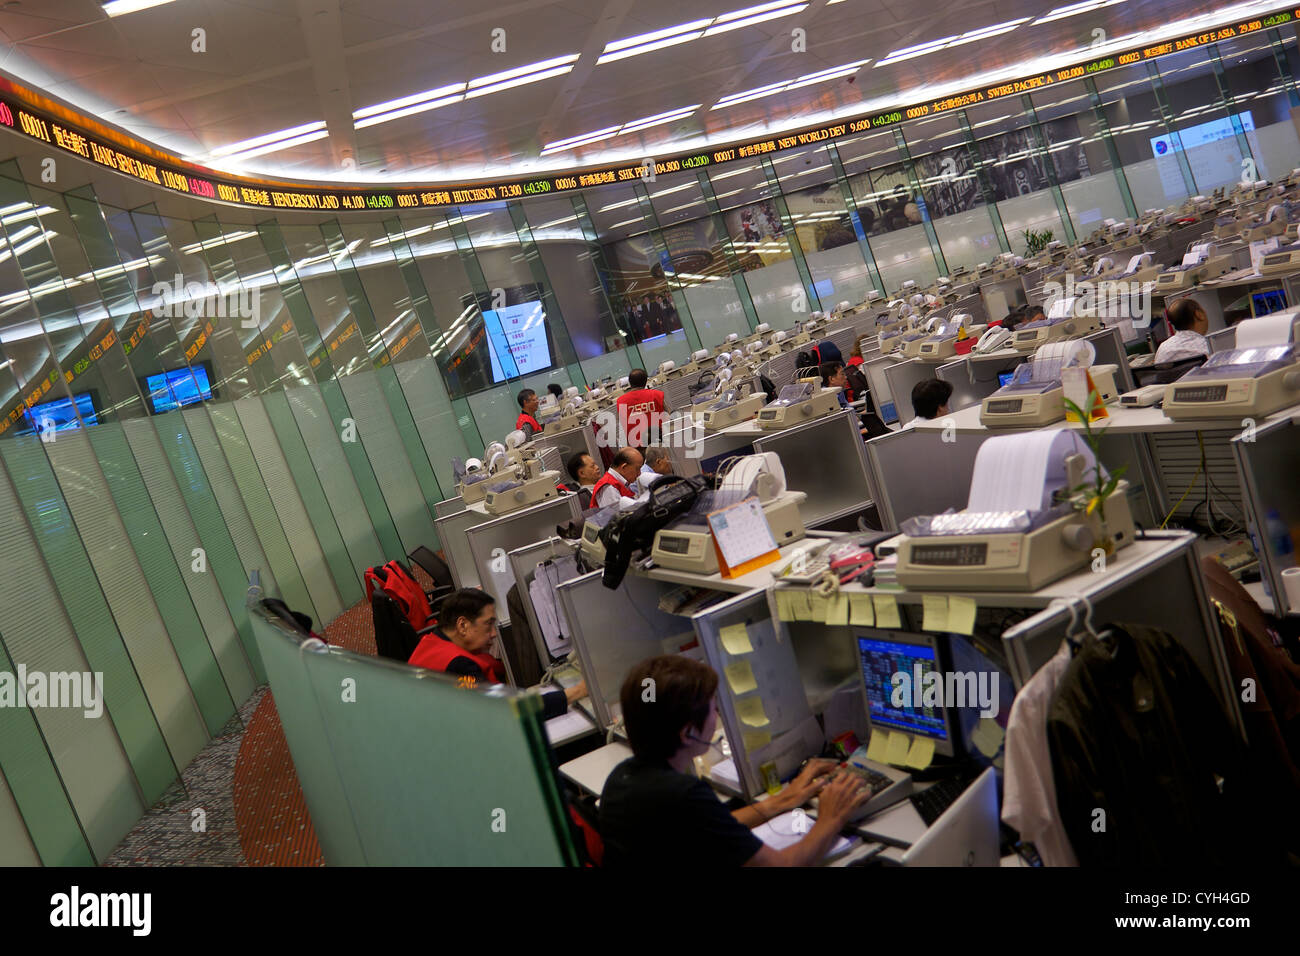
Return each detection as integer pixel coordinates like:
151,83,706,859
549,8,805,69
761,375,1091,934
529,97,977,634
599,655,870,867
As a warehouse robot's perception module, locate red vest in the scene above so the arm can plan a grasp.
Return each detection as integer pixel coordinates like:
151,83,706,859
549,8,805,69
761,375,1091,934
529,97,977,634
616,389,666,445
517,412,541,433
591,470,635,505
408,632,505,684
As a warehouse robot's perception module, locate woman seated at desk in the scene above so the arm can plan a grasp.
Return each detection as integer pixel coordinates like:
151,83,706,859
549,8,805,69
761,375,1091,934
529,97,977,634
408,588,586,720
599,655,871,866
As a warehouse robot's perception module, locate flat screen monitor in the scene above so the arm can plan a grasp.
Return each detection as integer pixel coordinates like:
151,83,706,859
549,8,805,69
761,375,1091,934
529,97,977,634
482,301,553,382
19,391,97,435
1252,288,1287,317
856,628,956,757
997,371,1016,387
144,364,213,413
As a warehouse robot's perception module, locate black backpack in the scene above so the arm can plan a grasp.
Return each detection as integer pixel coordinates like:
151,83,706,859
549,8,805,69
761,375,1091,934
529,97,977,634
599,475,709,589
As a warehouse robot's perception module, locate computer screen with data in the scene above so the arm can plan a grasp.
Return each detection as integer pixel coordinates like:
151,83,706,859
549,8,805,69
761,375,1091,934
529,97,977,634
856,629,955,756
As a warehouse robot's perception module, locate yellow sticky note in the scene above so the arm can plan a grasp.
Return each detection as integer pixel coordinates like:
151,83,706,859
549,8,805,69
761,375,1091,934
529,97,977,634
885,730,910,766
849,593,874,626
792,591,813,621
971,717,1005,757
775,591,795,622
743,730,772,752
723,660,758,696
873,593,901,628
948,595,977,636
865,730,889,764
922,594,950,632
826,593,850,626
720,622,754,655
809,593,828,623
905,736,936,770
736,696,770,728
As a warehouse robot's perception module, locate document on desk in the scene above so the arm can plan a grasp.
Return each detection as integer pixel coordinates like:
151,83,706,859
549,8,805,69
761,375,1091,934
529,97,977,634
545,708,595,745
754,810,856,858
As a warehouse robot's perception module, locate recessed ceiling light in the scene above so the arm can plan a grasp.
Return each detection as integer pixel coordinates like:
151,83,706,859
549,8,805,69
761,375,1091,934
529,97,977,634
102,0,178,16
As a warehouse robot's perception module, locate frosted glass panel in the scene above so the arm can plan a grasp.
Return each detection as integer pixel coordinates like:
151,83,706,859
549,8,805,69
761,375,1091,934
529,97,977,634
393,354,474,488
683,280,751,346
803,243,878,308
743,258,805,327
0,769,40,865
870,223,938,292
933,210,1002,273
1060,172,1129,233
997,191,1066,251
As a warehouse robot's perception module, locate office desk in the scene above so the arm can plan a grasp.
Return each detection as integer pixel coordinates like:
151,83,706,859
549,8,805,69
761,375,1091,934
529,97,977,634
545,705,599,747
640,541,815,593
560,742,632,796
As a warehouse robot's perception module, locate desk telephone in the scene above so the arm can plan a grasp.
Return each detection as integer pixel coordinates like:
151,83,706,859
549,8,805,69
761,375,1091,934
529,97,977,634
975,327,1013,353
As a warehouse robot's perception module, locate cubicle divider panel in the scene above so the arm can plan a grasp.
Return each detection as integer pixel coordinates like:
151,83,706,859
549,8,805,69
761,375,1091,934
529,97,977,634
752,410,874,528
883,360,936,426
123,418,256,708
863,355,899,424
508,539,582,668
435,507,484,590
252,612,577,866
0,447,150,859
558,571,702,730
435,496,466,519
228,398,344,625
465,496,581,628
865,428,992,530
534,423,599,472
279,385,385,586
1233,419,1300,618
0,768,40,866
161,411,267,681
251,617,368,866
89,423,236,737
1002,534,1239,729
692,589,820,798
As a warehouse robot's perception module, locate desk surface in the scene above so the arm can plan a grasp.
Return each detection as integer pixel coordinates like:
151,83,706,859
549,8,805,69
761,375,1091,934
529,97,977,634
559,742,631,796
911,396,1300,436
639,541,812,594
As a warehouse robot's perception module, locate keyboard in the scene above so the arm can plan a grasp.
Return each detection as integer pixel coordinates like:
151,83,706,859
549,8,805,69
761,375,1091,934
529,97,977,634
812,761,912,821
909,775,973,827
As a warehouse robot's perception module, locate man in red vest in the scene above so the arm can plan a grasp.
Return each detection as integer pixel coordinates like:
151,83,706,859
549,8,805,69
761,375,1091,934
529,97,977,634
591,447,643,510
615,369,669,448
408,588,584,720
516,388,542,439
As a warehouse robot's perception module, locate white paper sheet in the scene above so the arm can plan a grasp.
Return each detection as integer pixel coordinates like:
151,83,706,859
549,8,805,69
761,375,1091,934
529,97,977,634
1235,313,1296,349
753,809,856,857
967,429,1095,513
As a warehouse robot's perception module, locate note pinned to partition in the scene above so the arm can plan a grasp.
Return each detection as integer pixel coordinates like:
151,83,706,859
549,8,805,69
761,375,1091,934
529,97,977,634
774,591,795,622
948,595,977,636
724,660,758,696
865,730,889,764
809,593,829,623
885,731,910,766
743,730,772,751
792,591,813,621
971,717,1005,757
905,736,936,770
720,622,754,655
873,593,901,628
922,594,949,632
826,593,850,626
736,696,771,729
849,594,874,626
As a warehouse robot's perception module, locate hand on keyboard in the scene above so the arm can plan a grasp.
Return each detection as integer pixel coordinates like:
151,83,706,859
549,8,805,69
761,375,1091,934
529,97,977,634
816,773,877,830
771,758,839,814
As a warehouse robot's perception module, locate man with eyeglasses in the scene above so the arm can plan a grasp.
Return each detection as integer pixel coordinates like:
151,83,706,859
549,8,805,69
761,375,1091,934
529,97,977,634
599,655,872,866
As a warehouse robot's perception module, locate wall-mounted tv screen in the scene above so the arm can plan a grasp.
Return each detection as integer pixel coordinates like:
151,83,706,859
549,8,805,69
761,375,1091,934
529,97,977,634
17,391,97,435
482,300,553,382
144,364,213,413
442,284,557,396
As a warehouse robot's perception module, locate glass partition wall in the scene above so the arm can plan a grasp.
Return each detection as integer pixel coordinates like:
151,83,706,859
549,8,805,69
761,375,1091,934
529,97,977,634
0,33,1298,862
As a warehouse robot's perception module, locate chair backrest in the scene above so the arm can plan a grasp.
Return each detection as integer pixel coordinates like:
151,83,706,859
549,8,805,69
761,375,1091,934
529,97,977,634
1134,354,1206,387
408,545,453,589
371,588,423,662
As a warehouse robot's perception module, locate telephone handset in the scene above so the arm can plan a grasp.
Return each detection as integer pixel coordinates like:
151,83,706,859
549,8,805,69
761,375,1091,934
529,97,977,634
975,326,1012,353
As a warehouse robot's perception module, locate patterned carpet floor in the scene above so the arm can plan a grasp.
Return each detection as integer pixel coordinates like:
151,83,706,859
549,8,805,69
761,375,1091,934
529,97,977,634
105,573,393,866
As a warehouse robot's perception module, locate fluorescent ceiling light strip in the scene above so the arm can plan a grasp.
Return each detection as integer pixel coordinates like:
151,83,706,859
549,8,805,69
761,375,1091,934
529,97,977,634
0,206,56,226
1033,0,1127,25
603,19,713,54
598,32,705,64
103,0,178,16
355,83,466,120
703,4,808,36
713,0,808,24
208,121,326,158
219,129,328,161
955,18,1032,44
468,54,580,90
718,80,792,105
544,125,623,151
13,232,54,256
355,94,462,129
465,65,574,98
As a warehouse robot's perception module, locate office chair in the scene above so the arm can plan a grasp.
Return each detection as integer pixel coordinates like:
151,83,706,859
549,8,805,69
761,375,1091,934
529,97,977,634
407,546,456,592
1132,354,1206,387
260,598,316,639
370,586,437,662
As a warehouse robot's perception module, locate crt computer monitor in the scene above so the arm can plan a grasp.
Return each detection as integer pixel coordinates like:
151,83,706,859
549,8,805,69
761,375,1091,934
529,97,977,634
856,628,958,758
1252,288,1287,317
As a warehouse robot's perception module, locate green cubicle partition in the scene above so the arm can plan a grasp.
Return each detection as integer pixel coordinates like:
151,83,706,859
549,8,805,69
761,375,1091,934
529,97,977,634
251,608,578,866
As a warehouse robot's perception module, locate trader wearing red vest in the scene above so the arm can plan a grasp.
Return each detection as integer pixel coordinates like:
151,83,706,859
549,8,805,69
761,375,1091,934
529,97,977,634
516,388,542,439
615,369,669,447
591,447,643,510
408,588,585,720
